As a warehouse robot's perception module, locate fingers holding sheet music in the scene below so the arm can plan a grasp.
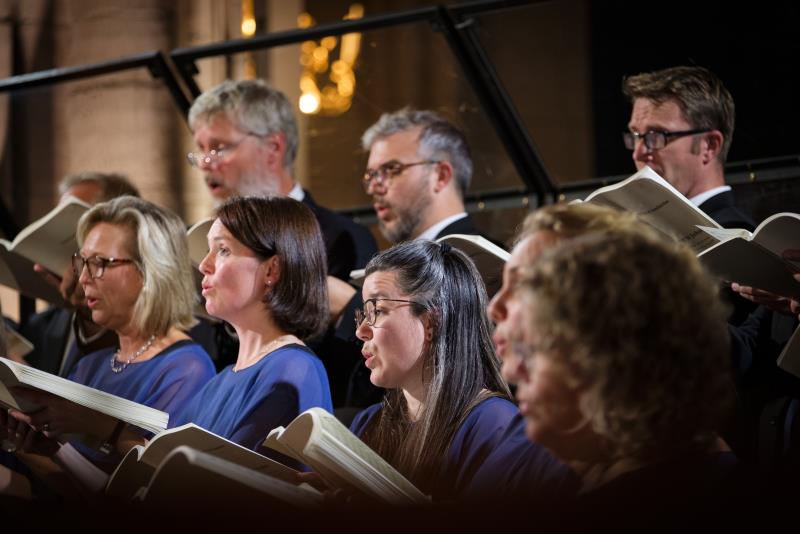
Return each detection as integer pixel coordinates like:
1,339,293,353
10,387,118,442
5,410,59,456
731,282,795,315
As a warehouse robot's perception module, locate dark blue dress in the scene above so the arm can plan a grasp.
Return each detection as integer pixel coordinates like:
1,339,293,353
467,412,579,501
350,396,574,500
171,344,333,452
67,339,216,468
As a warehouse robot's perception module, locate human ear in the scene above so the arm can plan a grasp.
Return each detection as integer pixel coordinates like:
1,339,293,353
432,161,454,193
263,255,281,287
702,130,724,164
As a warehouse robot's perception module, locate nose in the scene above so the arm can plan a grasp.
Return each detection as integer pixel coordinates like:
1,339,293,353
198,250,214,275
77,261,92,285
487,287,507,323
632,137,652,164
365,179,384,197
355,318,372,342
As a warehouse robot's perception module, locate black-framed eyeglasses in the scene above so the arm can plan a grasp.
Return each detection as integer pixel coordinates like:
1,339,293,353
72,252,136,280
187,133,263,168
354,298,427,328
362,160,439,192
622,128,711,151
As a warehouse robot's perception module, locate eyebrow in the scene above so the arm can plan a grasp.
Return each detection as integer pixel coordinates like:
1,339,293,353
364,291,393,300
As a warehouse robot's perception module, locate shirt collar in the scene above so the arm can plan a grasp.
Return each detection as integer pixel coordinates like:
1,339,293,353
416,212,468,241
689,185,731,207
287,183,305,202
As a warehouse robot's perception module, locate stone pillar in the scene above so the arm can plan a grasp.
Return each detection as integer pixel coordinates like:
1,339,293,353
51,0,181,212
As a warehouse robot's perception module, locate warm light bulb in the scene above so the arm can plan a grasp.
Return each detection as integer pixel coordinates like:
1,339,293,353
241,17,256,36
299,93,321,114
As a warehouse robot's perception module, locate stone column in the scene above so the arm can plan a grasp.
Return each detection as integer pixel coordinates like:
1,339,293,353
51,0,181,212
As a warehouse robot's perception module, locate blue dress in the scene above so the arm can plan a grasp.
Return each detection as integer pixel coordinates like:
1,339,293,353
67,339,216,468
466,412,579,501
351,396,574,500
171,344,333,453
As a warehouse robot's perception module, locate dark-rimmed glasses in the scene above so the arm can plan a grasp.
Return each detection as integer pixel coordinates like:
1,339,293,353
72,252,136,280
354,298,426,328
623,128,711,151
362,160,439,192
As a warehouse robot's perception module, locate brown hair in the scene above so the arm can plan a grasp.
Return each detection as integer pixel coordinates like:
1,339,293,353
623,66,735,163
519,231,731,462
360,240,510,496
216,196,328,339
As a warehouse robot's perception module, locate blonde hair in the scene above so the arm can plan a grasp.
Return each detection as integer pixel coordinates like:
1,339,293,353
77,196,197,336
519,232,731,461
516,202,662,245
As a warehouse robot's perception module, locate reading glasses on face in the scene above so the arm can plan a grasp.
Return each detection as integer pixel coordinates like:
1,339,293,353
622,128,711,151
72,253,135,280
354,298,426,328
361,160,439,192
186,133,263,168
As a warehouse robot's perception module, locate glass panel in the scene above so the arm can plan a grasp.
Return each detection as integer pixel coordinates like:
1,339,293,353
190,12,535,245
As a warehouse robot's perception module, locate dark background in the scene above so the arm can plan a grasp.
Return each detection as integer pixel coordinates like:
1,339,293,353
589,1,800,177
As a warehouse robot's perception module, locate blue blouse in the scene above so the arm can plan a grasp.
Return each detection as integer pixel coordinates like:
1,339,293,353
350,396,575,500
67,340,216,467
171,344,333,452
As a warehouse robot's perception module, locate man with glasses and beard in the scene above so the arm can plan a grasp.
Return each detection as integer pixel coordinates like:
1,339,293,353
361,108,478,243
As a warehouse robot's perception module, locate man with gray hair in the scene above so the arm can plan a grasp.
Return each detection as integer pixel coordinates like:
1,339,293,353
187,79,376,281
361,108,478,242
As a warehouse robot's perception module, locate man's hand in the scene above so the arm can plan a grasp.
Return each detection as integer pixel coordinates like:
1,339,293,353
33,263,86,310
730,248,800,319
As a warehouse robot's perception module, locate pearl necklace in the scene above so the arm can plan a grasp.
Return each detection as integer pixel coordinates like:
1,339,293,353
110,334,157,374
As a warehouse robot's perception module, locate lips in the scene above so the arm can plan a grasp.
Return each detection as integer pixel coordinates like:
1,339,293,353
492,334,507,357
362,350,375,369
205,176,228,196
201,280,213,296
373,203,391,220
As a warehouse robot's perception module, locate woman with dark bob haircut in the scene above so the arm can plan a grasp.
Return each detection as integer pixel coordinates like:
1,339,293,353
168,196,333,452
349,240,518,500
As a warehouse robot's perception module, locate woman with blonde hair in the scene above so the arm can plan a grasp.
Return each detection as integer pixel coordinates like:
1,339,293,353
2,196,216,494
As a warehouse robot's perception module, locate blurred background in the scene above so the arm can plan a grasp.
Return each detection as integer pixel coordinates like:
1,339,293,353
1,0,799,318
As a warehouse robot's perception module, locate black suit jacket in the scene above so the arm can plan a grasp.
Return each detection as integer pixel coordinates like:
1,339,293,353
434,214,480,239
20,307,117,377
698,189,758,326
302,191,377,280
698,190,756,231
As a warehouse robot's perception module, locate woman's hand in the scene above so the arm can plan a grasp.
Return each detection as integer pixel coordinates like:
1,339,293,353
9,388,118,441
5,410,60,457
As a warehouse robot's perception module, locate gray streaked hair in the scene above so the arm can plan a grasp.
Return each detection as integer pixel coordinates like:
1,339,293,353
188,79,299,169
361,108,473,197
58,172,140,202
77,196,198,336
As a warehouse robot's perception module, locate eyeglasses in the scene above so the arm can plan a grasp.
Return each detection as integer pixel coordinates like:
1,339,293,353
72,253,136,280
622,128,711,151
354,298,426,328
362,160,439,192
187,133,261,168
